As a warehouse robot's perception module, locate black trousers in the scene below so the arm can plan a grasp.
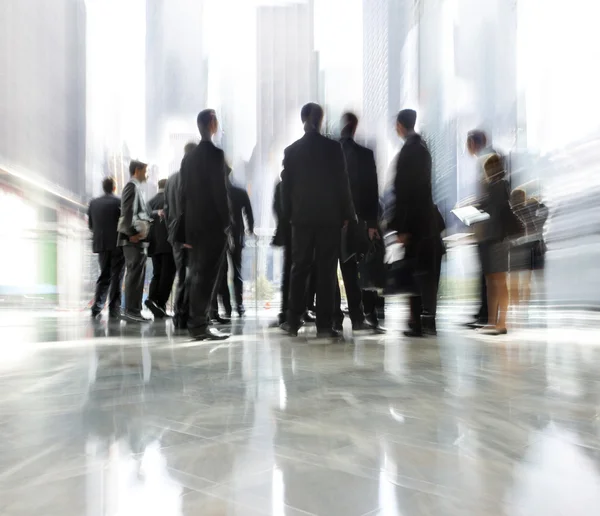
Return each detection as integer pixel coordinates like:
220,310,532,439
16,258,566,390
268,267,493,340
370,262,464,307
188,233,227,335
211,257,232,317
93,249,125,314
408,240,442,327
362,290,381,323
122,245,147,316
149,252,176,309
172,243,189,322
476,243,489,322
335,257,365,325
287,225,340,330
278,239,293,324
231,245,244,308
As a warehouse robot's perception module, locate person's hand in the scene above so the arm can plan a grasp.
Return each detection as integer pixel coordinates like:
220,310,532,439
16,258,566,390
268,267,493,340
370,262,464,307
368,228,380,240
183,243,192,249
158,209,165,219
396,233,410,244
343,220,349,228
129,234,141,243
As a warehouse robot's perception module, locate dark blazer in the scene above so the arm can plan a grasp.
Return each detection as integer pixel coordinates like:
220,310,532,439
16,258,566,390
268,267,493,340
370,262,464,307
163,170,181,245
148,191,171,256
117,178,152,247
281,131,355,227
229,183,254,248
271,180,289,247
340,137,379,228
180,140,230,245
390,133,436,240
88,193,121,253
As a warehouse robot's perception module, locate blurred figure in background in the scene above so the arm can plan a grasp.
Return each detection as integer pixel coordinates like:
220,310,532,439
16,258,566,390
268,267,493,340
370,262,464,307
164,141,196,330
180,109,230,341
389,109,439,336
334,112,383,334
88,176,125,320
226,164,254,317
146,178,175,319
118,160,153,323
271,174,291,327
281,102,355,339
475,154,511,335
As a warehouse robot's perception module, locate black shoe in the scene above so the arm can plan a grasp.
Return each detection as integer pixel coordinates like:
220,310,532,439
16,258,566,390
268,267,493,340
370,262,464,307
211,314,231,325
280,321,299,337
91,309,102,320
108,309,122,320
303,311,316,324
237,305,245,317
352,321,375,332
190,327,230,341
403,328,424,338
145,299,166,319
160,305,172,318
316,328,343,341
173,316,188,330
421,314,437,336
122,312,151,323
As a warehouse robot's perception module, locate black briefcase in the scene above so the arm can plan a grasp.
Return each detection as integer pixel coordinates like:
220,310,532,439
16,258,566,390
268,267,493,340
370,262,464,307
357,238,386,290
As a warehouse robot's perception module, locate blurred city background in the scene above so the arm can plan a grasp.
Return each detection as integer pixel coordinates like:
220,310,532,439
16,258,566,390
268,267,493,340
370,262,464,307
1,0,599,312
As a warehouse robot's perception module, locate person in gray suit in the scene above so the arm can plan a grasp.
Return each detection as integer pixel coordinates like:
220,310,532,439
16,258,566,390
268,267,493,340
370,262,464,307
88,177,124,319
118,160,153,323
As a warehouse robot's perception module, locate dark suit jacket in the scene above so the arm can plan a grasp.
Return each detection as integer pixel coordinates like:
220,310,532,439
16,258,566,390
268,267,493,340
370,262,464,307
148,191,171,256
229,183,254,248
88,193,121,253
281,131,355,227
272,180,289,246
117,178,152,247
180,140,230,245
163,170,181,245
390,133,436,240
340,137,379,229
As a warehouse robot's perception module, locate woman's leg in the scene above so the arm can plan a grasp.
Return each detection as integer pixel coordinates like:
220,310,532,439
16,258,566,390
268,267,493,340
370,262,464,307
495,272,509,330
509,272,520,309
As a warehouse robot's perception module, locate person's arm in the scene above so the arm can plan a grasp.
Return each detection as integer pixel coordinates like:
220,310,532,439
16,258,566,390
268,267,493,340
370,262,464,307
391,147,411,234
363,149,379,229
120,182,138,236
162,183,170,222
281,151,292,223
211,150,231,232
242,190,255,234
334,143,356,224
87,203,93,231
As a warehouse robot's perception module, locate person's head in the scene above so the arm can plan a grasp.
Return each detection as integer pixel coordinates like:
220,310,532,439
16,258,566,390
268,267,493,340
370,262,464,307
102,176,116,194
510,188,526,207
197,109,218,139
340,112,359,138
300,102,324,132
157,178,167,191
466,129,488,156
184,142,197,155
483,153,505,183
396,109,417,139
129,160,148,183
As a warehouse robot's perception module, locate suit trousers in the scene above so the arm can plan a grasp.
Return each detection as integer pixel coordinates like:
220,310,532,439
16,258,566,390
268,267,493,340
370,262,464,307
334,257,365,325
408,239,442,327
231,245,244,308
172,243,189,322
188,233,227,335
362,290,381,324
211,257,232,317
93,249,125,313
122,245,147,316
287,225,340,331
278,239,292,324
149,252,176,309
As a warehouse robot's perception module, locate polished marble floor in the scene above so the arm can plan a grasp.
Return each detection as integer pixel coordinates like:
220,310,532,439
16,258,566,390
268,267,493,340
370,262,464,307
1,309,599,515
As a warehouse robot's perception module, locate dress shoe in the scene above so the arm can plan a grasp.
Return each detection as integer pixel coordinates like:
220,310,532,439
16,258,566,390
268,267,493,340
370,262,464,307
237,305,245,317
280,321,299,337
365,320,387,334
352,321,376,332
159,305,172,318
122,312,151,323
211,314,231,325
316,328,343,341
190,327,230,341
173,316,188,330
421,314,437,336
403,328,424,338
108,310,122,320
91,309,102,320
145,299,165,319
303,311,316,324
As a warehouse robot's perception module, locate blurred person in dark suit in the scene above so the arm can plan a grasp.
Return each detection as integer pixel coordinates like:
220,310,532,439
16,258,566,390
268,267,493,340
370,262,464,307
88,176,124,319
180,109,230,341
389,109,439,336
226,165,254,317
334,112,384,334
146,178,175,319
270,177,291,326
281,103,355,339
117,160,153,323
164,142,196,329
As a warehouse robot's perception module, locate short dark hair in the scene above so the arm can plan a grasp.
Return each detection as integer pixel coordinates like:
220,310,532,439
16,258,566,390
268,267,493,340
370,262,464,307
197,109,216,132
341,112,359,136
129,160,147,176
184,142,197,155
158,178,167,190
467,129,487,149
102,176,115,194
300,103,324,127
397,109,417,131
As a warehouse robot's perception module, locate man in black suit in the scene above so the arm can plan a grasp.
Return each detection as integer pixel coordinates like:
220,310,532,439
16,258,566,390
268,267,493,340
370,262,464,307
180,109,230,341
88,177,124,319
227,167,254,316
164,142,196,329
390,109,439,336
118,160,153,323
281,103,355,339
146,178,176,319
334,112,384,334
